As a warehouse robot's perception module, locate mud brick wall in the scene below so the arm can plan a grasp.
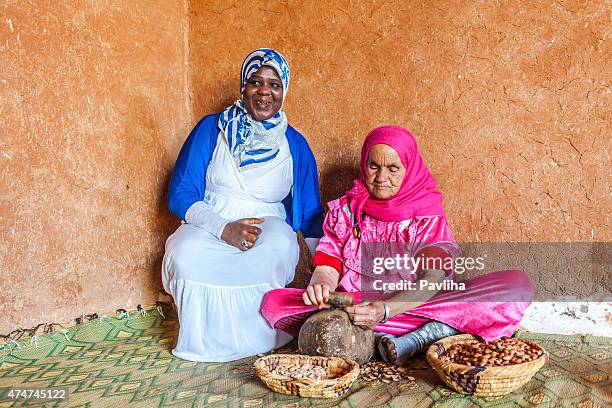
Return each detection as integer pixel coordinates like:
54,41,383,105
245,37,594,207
188,0,610,289
1,0,609,332
1,1,191,332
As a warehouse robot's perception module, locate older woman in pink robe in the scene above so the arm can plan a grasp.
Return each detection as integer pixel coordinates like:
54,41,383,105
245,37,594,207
261,125,533,364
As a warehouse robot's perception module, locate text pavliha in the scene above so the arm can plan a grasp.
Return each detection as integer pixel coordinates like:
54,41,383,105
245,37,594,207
372,279,466,291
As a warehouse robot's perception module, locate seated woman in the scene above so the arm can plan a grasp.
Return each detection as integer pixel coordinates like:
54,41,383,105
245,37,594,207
261,125,533,365
163,49,323,362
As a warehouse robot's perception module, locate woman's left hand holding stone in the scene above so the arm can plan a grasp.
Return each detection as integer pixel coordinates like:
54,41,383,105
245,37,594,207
344,301,386,330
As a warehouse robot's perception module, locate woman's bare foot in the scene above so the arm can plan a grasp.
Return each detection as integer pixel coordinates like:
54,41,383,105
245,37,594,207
381,336,397,361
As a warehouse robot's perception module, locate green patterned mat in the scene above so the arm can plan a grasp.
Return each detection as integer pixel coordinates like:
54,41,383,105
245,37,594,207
0,308,610,408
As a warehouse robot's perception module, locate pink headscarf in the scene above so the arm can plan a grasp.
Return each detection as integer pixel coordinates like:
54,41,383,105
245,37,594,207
347,125,446,224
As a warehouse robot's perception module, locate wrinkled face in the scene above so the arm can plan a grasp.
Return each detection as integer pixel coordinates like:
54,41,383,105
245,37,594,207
242,66,283,121
365,144,406,199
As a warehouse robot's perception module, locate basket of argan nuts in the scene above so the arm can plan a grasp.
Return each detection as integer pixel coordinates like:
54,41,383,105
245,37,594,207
254,354,359,398
426,334,547,397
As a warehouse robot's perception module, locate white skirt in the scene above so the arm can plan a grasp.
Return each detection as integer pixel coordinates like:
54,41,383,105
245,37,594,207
162,216,298,362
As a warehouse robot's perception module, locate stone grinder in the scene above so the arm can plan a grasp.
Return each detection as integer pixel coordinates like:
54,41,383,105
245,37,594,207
297,292,375,365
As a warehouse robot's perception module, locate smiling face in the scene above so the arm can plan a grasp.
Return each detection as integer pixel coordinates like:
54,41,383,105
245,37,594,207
242,66,283,121
365,144,407,200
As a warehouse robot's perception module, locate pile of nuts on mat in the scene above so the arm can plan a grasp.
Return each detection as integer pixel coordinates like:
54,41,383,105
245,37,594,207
269,363,329,380
439,338,544,366
360,361,417,385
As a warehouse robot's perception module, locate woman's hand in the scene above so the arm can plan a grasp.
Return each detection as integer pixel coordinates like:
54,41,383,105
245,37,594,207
221,218,264,251
344,301,386,330
303,283,332,309
303,265,340,309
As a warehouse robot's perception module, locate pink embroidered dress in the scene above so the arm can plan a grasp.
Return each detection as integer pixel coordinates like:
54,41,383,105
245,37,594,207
261,126,533,342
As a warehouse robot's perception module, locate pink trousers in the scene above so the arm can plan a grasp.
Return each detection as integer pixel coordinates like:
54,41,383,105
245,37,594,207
261,270,534,342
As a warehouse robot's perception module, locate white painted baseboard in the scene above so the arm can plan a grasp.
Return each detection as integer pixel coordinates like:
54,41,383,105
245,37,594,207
520,302,612,337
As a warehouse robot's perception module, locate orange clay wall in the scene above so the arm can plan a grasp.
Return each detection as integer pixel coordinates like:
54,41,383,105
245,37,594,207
0,1,191,333
188,1,610,289
1,1,609,332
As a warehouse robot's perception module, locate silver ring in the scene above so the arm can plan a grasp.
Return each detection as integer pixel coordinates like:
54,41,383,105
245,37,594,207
240,239,249,249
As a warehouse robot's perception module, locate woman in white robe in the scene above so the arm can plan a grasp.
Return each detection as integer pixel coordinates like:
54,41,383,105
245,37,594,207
162,49,323,362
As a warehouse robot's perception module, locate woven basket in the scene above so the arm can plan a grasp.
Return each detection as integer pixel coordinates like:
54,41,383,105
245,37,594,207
426,334,547,397
254,354,359,398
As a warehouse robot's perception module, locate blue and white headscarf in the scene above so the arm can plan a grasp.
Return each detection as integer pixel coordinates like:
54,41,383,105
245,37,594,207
218,48,290,170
